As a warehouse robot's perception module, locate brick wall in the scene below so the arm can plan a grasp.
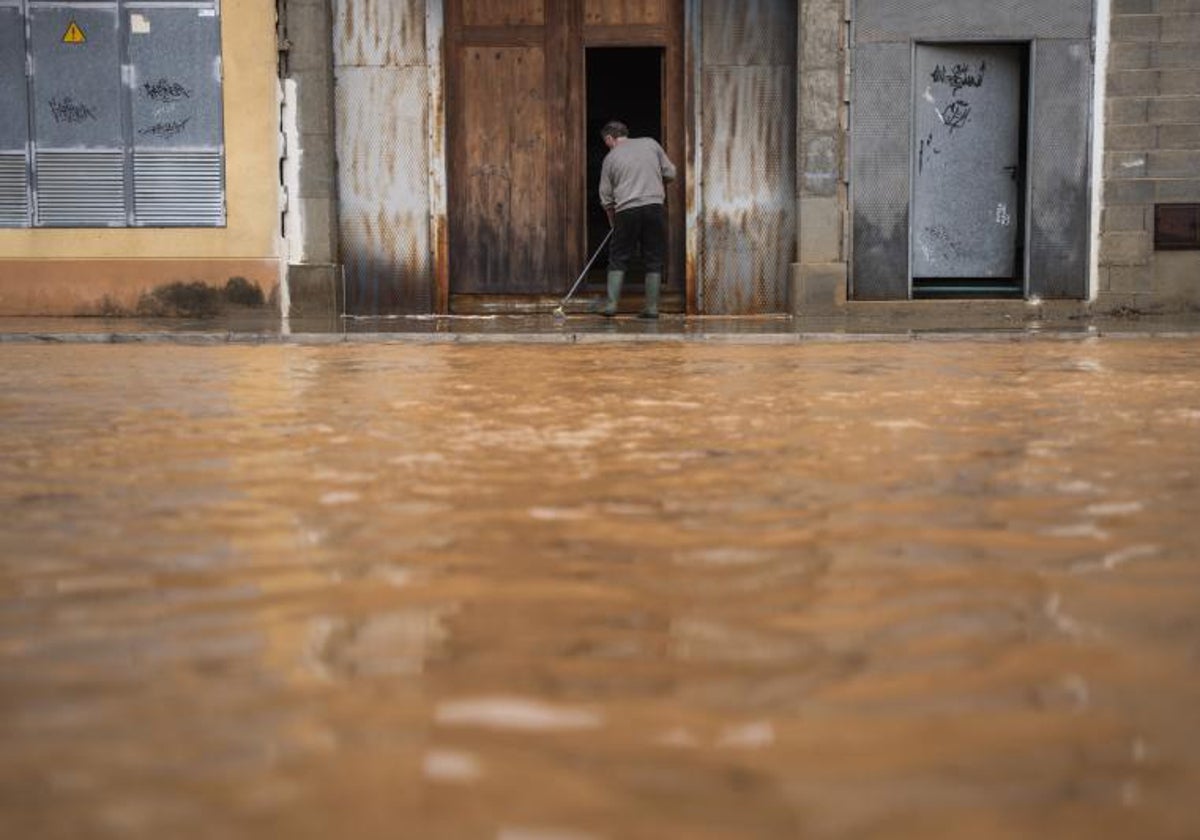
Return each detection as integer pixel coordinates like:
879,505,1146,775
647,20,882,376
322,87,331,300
1101,0,1200,310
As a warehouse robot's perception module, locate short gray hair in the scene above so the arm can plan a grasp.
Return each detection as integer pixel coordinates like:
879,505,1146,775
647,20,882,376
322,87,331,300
600,121,629,141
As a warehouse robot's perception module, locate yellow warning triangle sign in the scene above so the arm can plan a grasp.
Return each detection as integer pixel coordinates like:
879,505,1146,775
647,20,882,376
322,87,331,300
62,21,86,44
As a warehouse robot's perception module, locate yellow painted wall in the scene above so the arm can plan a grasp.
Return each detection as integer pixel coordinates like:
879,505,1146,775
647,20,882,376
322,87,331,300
0,1,281,315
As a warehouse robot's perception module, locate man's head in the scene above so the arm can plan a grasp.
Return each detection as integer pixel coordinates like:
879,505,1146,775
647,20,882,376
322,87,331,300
601,121,629,149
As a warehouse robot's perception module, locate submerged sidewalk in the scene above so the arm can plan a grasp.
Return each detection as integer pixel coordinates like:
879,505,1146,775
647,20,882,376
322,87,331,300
2,300,1199,344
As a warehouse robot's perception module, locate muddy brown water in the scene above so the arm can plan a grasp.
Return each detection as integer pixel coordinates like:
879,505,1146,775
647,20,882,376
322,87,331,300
1,340,1199,839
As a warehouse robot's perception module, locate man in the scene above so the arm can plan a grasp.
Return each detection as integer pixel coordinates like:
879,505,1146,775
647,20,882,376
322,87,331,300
597,121,676,318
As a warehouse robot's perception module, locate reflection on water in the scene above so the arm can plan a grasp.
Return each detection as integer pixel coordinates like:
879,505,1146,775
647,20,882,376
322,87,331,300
1,341,1199,838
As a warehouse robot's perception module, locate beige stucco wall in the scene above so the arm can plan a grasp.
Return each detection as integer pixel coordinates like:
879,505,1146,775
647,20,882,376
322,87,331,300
0,1,282,316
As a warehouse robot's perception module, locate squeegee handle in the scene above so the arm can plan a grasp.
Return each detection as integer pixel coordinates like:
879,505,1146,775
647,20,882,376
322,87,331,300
560,228,614,305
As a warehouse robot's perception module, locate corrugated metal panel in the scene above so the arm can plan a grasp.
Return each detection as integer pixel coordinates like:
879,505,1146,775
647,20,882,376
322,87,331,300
333,0,426,68
134,150,224,226
1028,40,1091,299
333,0,434,315
699,0,795,314
850,42,911,300
701,66,795,313
35,150,126,226
0,154,30,227
334,65,432,315
855,0,1093,43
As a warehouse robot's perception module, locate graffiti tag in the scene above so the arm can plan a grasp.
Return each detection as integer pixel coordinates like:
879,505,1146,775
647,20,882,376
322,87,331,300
138,117,191,138
918,132,945,174
940,100,972,134
48,96,97,124
142,78,191,103
931,62,986,95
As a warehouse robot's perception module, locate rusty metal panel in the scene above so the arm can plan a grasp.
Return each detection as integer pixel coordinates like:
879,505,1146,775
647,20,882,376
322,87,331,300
698,0,795,314
855,0,1092,44
701,66,795,313
335,66,432,315
333,0,426,68
451,45,549,294
463,0,544,27
585,0,666,26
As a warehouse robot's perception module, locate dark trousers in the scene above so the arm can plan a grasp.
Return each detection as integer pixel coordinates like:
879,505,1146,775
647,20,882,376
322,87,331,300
609,204,666,273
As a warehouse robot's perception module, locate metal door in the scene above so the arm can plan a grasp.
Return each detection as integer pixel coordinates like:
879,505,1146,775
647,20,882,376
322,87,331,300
911,44,1023,284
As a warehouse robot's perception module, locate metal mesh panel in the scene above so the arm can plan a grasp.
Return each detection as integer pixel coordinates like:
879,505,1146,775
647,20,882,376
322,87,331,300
35,150,126,226
855,0,1093,43
134,150,224,226
850,42,911,299
1028,39,1091,299
0,154,30,227
334,64,432,315
0,5,28,154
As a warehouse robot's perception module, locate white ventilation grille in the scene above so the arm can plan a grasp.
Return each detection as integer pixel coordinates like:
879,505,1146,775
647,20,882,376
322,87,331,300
134,150,225,227
0,154,29,227
35,150,127,226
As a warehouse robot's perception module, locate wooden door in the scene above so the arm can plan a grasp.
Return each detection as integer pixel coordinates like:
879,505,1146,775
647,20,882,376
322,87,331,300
447,1,570,295
447,0,682,302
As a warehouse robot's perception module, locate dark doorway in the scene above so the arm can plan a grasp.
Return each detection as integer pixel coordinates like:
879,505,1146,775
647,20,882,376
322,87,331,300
585,47,664,284
444,0,685,312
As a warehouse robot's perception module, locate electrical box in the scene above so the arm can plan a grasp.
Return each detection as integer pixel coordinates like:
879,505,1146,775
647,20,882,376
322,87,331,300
0,1,225,228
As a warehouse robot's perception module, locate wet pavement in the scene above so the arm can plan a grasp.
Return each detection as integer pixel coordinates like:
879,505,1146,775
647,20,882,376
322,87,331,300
2,336,1200,839
1,300,1199,345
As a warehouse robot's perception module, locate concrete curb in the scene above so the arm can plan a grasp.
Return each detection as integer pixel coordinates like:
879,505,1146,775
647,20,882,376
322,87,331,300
2,328,1200,345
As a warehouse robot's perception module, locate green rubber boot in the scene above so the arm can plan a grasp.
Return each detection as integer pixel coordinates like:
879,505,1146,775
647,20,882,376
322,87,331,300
603,270,625,317
639,272,661,319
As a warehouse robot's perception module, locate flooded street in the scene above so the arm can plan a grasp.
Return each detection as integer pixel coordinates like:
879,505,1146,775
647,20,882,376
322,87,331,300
2,338,1200,839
